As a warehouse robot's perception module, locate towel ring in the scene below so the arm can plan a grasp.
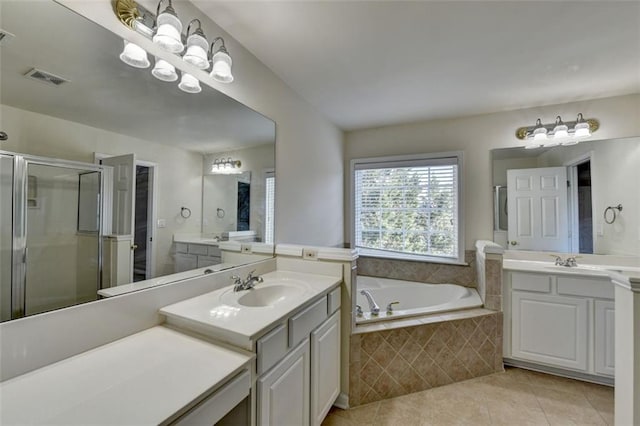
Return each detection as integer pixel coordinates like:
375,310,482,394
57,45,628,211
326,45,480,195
604,204,622,224
180,207,191,219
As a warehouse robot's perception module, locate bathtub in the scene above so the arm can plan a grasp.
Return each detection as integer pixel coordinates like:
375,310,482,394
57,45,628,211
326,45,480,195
356,276,483,324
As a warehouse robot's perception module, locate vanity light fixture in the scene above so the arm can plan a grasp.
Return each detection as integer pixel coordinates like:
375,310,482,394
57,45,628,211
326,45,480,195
211,157,242,174
517,113,599,149
209,37,234,83
115,0,236,89
151,57,178,82
119,40,150,68
183,19,209,69
152,0,183,53
178,72,202,93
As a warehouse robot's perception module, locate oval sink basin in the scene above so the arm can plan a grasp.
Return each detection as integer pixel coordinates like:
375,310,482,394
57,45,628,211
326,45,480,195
234,284,305,307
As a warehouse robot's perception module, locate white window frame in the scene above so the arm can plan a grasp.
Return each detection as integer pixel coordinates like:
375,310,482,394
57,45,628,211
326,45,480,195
350,151,465,265
264,169,275,244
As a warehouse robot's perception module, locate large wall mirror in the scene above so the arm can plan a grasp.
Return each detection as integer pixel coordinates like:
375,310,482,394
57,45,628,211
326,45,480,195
491,137,639,256
0,1,276,322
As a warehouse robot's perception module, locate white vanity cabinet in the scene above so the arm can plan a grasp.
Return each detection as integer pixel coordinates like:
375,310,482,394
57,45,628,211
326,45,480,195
174,242,221,272
505,270,614,379
256,287,341,426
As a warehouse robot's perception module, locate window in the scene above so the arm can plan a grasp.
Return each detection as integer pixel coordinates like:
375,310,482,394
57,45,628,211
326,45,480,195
264,171,275,244
352,153,463,263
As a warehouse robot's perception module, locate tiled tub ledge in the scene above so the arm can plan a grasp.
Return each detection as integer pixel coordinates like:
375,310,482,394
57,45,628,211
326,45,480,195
349,308,503,406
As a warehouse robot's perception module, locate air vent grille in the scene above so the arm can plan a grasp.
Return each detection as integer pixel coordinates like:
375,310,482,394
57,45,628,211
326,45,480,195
24,68,69,87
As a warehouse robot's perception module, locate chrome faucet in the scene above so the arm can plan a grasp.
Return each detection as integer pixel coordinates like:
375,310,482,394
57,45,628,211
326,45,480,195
360,290,380,316
232,270,264,292
355,304,363,317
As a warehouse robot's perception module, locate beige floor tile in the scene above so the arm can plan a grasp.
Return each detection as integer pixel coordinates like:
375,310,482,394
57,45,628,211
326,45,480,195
321,413,356,426
535,387,606,425
486,400,549,425
375,396,428,426
331,401,380,423
526,370,588,395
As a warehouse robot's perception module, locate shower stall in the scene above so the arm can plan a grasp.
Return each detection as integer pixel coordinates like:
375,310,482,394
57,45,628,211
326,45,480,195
0,151,103,321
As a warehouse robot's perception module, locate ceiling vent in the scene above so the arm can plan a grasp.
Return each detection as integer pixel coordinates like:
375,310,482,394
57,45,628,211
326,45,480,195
24,68,69,87
0,29,15,46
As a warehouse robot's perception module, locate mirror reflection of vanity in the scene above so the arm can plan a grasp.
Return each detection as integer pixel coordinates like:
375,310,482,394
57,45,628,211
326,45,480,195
491,137,640,256
0,1,275,322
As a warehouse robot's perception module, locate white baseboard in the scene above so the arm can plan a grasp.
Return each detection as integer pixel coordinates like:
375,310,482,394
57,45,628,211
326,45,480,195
333,392,349,410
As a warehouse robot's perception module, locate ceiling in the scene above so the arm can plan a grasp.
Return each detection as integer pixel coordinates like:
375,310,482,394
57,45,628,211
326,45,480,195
194,1,640,131
0,1,275,154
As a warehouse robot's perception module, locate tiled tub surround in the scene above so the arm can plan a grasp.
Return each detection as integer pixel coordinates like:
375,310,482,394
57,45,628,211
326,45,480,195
357,250,477,288
349,310,503,406
475,240,505,311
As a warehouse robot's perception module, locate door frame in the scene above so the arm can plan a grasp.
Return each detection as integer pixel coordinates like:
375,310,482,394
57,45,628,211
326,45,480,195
564,151,594,253
94,153,157,280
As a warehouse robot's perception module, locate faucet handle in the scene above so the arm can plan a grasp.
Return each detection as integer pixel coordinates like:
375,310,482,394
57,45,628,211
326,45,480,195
355,304,363,316
231,275,242,285
550,254,563,265
246,270,256,279
386,301,400,313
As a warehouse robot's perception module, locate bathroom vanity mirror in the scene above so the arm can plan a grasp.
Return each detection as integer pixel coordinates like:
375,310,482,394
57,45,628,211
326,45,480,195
0,1,275,321
491,137,640,256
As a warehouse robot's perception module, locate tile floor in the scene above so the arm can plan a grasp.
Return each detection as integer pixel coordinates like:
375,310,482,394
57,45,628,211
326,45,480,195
323,367,614,426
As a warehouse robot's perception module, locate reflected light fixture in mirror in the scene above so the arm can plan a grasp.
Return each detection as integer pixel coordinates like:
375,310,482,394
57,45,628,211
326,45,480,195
518,113,598,149
178,72,201,93
119,40,150,68
211,157,242,174
151,57,178,82
153,0,183,53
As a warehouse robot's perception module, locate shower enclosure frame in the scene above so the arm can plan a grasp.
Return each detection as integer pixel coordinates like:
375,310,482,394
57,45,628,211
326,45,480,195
1,150,104,320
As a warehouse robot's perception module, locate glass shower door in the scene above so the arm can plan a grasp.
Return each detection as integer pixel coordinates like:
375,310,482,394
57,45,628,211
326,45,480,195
24,162,101,316
0,155,13,321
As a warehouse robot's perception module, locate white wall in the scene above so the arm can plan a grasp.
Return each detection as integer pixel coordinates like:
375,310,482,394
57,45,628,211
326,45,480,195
345,94,640,250
59,0,345,247
1,104,203,277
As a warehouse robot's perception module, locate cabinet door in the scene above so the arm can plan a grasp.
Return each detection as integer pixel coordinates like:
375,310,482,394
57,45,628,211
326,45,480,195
594,300,615,376
512,291,588,371
311,312,340,426
257,339,310,426
175,253,197,273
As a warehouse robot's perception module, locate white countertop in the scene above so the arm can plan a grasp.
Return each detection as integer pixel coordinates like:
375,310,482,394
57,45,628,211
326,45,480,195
160,270,342,350
503,259,640,284
0,326,253,425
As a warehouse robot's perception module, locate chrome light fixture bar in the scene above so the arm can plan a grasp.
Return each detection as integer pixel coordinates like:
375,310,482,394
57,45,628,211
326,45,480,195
516,113,599,149
115,0,235,93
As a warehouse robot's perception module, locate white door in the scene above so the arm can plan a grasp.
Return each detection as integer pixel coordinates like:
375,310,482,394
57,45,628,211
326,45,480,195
511,291,588,371
258,339,310,426
311,312,340,426
507,167,568,251
102,154,135,235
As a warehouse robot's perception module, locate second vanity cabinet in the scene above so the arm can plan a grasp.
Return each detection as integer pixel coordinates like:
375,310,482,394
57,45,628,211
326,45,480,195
256,288,341,426
504,270,614,379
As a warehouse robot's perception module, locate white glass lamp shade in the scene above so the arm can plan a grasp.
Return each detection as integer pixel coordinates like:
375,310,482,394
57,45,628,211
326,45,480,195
574,121,591,139
151,58,178,82
183,33,209,69
178,72,201,93
153,12,184,53
553,123,569,140
532,127,548,141
210,51,234,83
119,40,150,69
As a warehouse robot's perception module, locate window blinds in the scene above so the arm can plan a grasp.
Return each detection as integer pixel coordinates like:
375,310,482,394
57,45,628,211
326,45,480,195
354,157,458,258
264,173,275,244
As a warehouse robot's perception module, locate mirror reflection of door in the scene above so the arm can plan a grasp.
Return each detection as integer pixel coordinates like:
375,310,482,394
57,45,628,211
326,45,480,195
507,167,569,252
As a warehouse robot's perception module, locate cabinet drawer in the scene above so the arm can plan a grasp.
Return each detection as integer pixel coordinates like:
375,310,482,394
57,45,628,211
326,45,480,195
327,287,341,315
188,244,208,255
511,272,552,293
197,255,220,268
257,324,288,375
175,243,189,253
289,297,328,348
173,369,250,426
208,246,221,257
557,276,613,299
